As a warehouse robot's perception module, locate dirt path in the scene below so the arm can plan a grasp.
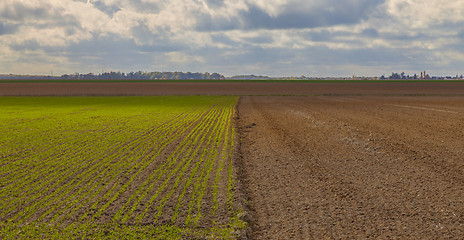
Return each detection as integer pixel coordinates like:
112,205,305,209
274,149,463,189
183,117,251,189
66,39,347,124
237,96,464,239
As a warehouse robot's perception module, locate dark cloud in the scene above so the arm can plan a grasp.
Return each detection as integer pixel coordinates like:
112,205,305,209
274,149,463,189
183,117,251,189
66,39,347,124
0,2,50,22
130,24,165,45
92,1,121,17
361,28,379,38
195,13,239,31
224,46,290,64
0,2,81,34
111,0,161,14
242,35,274,44
210,33,237,46
67,34,135,54
248,0,384,29
457,30,464,39
196,0,384,30
0,22,17,35
128,24,185,52
62,34,160,72
11,39,41,51
305,30,333,42
204,0,225,8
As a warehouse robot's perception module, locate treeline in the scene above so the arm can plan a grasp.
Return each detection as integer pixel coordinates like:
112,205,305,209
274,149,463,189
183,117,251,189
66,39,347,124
61,71,225,80
380,72,464,80
0,71,225,80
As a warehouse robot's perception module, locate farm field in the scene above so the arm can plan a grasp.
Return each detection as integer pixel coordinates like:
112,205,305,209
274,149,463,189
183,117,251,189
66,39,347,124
0,96,245,239
1,81,464,96
2,82,464,239
238,96,464,239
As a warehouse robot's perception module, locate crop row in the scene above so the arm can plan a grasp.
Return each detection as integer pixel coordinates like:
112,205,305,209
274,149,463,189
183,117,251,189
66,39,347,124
0,96,244,239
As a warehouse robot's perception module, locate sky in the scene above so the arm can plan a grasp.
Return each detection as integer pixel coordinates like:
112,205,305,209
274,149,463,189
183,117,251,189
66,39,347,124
0,0,463,77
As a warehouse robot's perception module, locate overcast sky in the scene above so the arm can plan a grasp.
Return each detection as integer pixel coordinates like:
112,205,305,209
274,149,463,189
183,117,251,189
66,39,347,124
1,0,463,77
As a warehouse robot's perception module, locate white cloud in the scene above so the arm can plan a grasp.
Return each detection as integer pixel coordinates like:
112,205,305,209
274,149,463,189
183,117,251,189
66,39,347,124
385,0,464,28
0,0,463,76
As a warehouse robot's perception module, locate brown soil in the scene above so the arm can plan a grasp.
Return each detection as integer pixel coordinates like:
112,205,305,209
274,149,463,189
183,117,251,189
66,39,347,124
1,82,464,96
237,96,464,239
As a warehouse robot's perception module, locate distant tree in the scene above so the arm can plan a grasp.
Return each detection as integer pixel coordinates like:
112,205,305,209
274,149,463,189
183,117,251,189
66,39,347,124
211,73,221,79
56,71,224,80
389,72,401,79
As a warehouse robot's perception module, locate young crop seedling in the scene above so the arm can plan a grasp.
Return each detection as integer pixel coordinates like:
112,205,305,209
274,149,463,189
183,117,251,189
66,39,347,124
0,96,246,239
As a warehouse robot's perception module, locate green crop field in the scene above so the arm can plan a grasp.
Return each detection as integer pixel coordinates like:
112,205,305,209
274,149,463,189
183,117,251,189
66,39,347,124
0,96,245,239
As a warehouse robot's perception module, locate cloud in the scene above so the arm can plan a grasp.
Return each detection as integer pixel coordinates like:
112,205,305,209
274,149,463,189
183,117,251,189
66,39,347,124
91,1,121,17
0,0,463,76
361,28,379,38
0,22,18,35
165,51,205,65
0,1,50,22
246,0,383,29
195,0,385,30
385,0,464,28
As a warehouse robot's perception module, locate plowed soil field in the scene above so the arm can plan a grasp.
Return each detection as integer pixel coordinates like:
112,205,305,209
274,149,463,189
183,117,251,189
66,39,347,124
237,96,464,239
1,81,464,96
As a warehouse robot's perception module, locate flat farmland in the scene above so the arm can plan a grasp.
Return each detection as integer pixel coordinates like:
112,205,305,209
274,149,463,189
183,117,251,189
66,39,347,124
0,96,245,239
238,96,464,239
2,82,464,239
1,81,464,96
